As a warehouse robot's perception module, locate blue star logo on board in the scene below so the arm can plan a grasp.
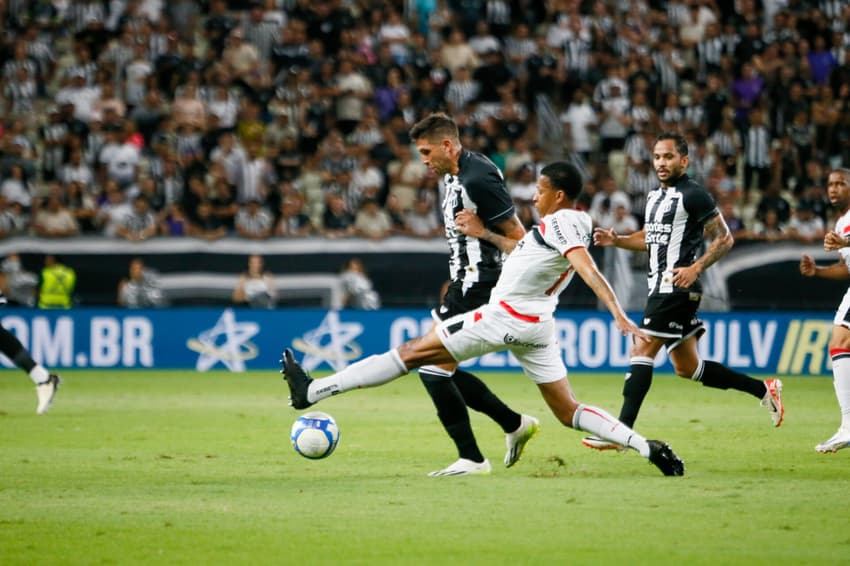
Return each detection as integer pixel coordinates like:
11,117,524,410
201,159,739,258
291,311,363,372
186,309,260,372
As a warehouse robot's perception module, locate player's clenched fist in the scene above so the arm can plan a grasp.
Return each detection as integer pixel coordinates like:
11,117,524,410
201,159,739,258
800,254,817,277
824,231,847,252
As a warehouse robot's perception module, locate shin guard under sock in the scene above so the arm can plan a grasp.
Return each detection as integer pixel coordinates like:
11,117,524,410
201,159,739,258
697,360,766,399
619,358,654,428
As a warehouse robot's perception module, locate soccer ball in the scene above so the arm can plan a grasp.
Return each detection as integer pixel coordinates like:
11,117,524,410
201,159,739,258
290,411,340,459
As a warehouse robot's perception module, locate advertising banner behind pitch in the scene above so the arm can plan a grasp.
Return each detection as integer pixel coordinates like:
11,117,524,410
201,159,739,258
0,308,834,376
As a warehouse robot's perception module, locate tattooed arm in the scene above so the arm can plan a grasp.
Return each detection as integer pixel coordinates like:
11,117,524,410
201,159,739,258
671,214,734,289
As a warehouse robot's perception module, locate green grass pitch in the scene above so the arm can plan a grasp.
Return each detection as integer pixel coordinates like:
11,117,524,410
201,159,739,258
1,369,848,565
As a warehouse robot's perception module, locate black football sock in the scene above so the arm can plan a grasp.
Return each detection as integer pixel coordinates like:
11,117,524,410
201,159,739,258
452,369,522,433
619,359,655,428
419,369,485,462
0,327,35,372
697,360,767,399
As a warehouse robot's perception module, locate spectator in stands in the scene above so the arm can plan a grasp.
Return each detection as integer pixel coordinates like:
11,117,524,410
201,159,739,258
508,163,538,229
353,197,392,240
750,208,788,243
98,120,141,189
560,90,598,166
0,164,33,210
340,257,380,310
234,198,274,240
32,193,80,238
440,28,479,74
755,183,792,226
406,193,442,239
589,175,631,227
797,182,831,225
209,175,239,231
232,254,276,309
223,27,264,90
187,201,228,241
59,148,96,194
770,134,803,193
116,194,158,241
333,57,373,136
274,191,313,237
171,81,207,132
787,201,826,244
0,196,29,238
444,65,479,115
95,180,132,237
719,199,750,241
118,258,166,308
159,202,191,236
743,108,772,197
38,254,75,309
386,143,427,212
596,82,631,154
321,192,355,238
348,152,384,210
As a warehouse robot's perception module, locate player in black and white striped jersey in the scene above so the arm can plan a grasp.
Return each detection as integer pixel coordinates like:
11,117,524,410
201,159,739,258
584,132,784,451
0,288,60,414
408,113,538,476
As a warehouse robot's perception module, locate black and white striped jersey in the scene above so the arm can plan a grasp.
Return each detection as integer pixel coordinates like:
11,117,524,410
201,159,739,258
442,150,515,290
643,174,718,296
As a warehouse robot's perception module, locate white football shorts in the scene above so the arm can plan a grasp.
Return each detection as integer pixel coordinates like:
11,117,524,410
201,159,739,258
435,302,566,384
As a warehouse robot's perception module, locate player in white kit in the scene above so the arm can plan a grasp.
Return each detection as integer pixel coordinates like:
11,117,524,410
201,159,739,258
800,168,850,453
281,161,685,476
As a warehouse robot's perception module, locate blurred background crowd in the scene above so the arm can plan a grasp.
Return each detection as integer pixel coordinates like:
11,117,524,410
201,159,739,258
0,0,847,247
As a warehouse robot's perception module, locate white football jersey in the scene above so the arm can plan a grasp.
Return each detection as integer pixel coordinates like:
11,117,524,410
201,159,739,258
489,208,592,318
835,208,850,271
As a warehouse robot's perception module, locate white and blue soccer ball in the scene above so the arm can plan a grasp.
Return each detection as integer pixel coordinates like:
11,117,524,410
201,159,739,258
290,411,340,459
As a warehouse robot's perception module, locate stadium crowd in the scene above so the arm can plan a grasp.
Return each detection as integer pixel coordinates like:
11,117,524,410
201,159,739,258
0,0,847,246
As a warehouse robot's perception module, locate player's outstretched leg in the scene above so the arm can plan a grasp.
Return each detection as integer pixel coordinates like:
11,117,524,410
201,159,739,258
582,358,654,451
35,374,61,415
280,349,314,409
571,404,685,477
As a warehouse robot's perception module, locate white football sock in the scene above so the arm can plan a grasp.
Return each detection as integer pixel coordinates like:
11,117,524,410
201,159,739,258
307,350,408,403
832,356,850,430
29,365,49,385
573,404,650,457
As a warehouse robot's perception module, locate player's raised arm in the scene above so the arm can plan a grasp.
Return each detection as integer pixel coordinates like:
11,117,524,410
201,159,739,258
566,246,647,341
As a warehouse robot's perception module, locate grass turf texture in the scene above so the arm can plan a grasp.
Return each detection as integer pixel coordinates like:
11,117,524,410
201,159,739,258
1,370,847,565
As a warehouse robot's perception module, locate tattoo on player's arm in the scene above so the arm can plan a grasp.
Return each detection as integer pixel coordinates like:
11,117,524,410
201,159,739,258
699,216,733,270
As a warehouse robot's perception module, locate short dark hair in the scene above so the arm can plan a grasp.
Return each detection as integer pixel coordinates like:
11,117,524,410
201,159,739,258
654,132,689,156
409,112,459,142
832,168,850,181
540,161,583,200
